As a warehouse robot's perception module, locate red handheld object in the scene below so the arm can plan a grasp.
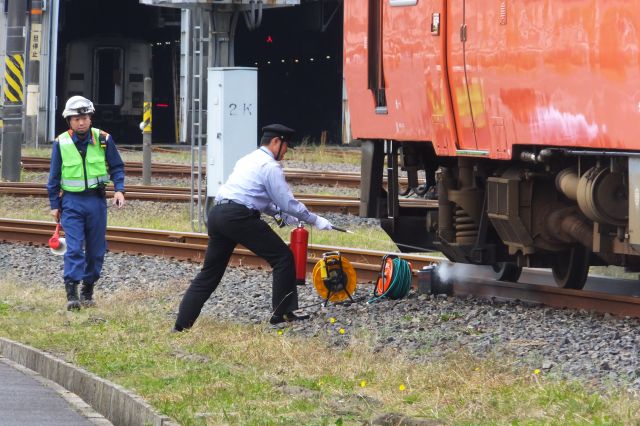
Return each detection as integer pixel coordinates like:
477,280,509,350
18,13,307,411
49,223,62,250
290,222,309,285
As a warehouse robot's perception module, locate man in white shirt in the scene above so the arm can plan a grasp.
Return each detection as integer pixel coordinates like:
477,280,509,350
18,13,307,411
173,124,334,330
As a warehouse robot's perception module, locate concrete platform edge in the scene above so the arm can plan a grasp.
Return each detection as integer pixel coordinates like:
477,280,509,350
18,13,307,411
0,337,180,426
0,356,113,425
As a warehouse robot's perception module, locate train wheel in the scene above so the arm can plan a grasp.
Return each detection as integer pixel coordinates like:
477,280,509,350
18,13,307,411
491,262,522,282
551,245,589,289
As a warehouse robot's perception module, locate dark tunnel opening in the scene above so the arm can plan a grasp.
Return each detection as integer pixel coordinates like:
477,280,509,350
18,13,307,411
54,1,343,145
235,2,344,145
56,0,180,144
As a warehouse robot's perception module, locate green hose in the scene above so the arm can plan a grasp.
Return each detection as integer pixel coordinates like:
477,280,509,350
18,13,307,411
369,256,412,303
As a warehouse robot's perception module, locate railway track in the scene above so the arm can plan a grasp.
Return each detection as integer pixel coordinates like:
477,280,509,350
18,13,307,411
117,145,363,160
0,218,437,283
20,156,367,187
2,218,640,317
20,156,407,188
0,182,436,215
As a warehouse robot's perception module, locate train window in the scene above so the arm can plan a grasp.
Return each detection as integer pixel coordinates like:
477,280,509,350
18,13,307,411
94,47,124,106
69,73,84,81
129,74,144,83
368,0,387,114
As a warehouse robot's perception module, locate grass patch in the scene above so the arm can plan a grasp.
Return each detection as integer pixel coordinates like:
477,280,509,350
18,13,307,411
22,145,361,167
22,147,52,158
287,141,361,166
0,280,638,425
590,266,640,281
23,146,195,165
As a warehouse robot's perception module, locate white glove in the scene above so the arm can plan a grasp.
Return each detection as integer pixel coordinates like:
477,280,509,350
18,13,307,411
282,213,299,226
314,215,333,231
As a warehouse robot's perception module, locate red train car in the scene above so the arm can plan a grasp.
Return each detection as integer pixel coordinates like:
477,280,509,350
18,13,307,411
345,1,640,288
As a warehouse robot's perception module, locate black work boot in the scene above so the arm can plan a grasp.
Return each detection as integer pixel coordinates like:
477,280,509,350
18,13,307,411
269,312,310,325
65,281,81,311
80,282,96,307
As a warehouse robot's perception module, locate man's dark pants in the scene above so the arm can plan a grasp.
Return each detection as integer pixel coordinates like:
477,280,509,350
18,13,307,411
175,203,298,329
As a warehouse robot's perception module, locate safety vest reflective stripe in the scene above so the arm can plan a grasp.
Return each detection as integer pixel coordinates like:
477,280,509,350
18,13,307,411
61,176,110,187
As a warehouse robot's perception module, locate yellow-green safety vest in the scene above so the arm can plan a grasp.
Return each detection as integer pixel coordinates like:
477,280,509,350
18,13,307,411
58,128,110,192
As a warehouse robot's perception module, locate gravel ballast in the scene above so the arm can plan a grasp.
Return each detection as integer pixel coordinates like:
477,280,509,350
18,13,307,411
2,238,640,393
7,158,640,392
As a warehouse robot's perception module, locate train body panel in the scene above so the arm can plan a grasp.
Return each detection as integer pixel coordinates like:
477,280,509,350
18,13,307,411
347,1,640,289
344,1,640,158
344,0,457,155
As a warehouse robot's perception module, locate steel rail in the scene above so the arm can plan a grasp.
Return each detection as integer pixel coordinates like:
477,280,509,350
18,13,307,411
3,218,640,317
0,183,436,214
0,218,439,282
450,278,640,318
19,156,409,188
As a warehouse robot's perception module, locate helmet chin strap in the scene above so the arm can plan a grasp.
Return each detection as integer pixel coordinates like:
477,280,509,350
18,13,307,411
275,139,284,161
75,130,89,139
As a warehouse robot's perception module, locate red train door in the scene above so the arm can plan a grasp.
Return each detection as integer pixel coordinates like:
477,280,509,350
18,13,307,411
446,0,481,152
458,0,499,154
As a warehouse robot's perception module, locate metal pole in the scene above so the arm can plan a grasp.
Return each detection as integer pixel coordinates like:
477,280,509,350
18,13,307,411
142,77,152,185
0,0,6,149
47,0,59,142
1,0,27,182
179,8,190,145
25,0,42,147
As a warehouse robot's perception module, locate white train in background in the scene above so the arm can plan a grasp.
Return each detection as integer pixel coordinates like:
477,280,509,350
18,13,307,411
61,37,152,143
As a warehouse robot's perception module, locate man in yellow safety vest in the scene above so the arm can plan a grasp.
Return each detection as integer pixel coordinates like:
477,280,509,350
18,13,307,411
46,96,126,310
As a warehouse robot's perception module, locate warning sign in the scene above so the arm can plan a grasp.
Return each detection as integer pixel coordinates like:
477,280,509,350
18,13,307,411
29,23,42,61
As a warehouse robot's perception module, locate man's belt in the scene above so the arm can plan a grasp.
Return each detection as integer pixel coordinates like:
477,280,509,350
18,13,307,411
214,199,260,215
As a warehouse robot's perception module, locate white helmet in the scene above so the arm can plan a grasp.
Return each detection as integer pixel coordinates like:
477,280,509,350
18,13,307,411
62,96,95,118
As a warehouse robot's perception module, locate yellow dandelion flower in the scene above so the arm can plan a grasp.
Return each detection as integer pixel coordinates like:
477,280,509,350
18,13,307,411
534,369,540,375
360,380,367,388
277,330,283,336
399,384,406,391
339,328,345,334
330,317,336,324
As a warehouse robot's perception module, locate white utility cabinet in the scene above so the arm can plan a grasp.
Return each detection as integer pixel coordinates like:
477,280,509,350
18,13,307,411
206,67,258,198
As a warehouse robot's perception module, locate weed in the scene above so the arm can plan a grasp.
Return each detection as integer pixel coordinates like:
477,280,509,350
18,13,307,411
0,281,639,424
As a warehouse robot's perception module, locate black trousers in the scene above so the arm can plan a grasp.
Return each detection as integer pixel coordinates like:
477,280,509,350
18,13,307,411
175,203,298,329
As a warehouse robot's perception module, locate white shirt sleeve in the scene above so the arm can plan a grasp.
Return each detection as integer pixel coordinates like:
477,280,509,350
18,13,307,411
263,162,318,224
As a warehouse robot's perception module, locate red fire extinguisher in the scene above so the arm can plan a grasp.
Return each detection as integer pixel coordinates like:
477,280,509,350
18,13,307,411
290,222,309,285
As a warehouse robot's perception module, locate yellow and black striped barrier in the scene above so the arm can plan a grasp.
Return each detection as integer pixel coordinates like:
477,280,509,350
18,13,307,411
4,54,25,104
142,101,152,133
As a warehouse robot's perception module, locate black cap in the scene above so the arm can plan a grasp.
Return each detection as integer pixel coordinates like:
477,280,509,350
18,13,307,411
262,124,296,147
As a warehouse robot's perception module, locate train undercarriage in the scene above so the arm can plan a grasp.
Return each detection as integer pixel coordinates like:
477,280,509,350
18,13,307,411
359,140,640,289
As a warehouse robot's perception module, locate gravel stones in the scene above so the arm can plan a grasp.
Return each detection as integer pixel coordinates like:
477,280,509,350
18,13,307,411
2,240,640,392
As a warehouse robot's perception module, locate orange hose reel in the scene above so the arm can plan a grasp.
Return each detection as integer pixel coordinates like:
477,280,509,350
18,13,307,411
312,251,357,304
